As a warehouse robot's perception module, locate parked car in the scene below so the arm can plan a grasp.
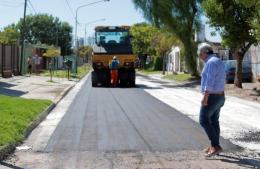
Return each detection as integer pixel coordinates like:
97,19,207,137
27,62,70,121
224,60,252,83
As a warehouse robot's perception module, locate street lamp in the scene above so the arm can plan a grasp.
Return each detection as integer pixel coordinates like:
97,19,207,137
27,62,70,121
74,0,109,73
85,18,106,45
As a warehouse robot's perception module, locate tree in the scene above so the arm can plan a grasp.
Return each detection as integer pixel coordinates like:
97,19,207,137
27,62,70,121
130,23,159,68
202,0,258,88
78,45,93,63
239,0,260,41
151,32,179,74
16,14,73,56
43,46,61,81
0,26,20,45
132,0,200,75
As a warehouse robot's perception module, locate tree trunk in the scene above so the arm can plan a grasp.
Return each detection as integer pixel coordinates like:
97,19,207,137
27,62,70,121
162,54,166,75
139,54,146,69
234,50,244,88
50,68,53,81
182,40,198,76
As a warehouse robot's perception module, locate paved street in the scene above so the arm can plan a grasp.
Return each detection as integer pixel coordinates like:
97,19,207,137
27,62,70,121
0,74,258,169
137,74,260,152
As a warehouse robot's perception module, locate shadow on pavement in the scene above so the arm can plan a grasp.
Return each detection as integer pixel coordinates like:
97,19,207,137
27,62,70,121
149,80,169,84
0,162,24,169
207,153,260,168
136,84,162,89
162,81,200,89
0,82,27,97
92,84,162,89
137,73,200,89
0,82,16,88
137,73,161,80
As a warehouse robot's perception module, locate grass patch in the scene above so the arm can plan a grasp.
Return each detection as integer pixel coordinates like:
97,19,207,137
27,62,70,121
40,69,68,79
75,64,91,79
138,69,162,75
0,95,52,148
39,64,91,79
163,73,199,82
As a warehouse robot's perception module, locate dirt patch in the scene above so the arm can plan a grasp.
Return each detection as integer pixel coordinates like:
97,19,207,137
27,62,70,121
235,131,260,143
225,83,260,103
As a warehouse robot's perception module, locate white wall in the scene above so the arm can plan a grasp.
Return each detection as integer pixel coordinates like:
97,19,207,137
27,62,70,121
247,44,260,82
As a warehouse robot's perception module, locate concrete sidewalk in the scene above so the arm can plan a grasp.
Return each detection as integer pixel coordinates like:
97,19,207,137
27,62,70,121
137,74,260,153
0,75,77,103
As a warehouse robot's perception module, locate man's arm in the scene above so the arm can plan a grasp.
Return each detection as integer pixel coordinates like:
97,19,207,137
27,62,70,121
201,62,217,106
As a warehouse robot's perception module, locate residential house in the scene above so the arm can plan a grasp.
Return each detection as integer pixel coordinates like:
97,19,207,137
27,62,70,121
166,46,181,73
165,24,229,74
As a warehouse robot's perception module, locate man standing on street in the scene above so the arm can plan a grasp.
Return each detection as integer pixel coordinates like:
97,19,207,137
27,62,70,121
27,56,32,75
198,43,226,157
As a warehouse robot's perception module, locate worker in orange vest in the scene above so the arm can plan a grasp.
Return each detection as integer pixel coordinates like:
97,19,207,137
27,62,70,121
109,56,120,87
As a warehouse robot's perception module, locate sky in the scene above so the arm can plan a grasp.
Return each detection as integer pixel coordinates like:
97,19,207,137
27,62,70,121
0,0,221,42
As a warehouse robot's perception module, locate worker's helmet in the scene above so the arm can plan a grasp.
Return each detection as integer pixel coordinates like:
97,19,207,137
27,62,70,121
113,56,117,60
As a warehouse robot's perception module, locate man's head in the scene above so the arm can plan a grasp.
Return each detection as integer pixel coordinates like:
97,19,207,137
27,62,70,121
197,43,214,61
113,56,117,60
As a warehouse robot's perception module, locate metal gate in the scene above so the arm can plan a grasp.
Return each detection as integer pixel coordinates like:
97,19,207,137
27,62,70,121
0,44,20,78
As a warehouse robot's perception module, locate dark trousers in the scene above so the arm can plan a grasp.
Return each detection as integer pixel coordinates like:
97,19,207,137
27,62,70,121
28,65,32,74
199,94,225,147
110,70,118,87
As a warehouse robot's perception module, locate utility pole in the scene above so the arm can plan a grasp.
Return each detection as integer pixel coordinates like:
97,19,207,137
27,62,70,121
20,0,28,75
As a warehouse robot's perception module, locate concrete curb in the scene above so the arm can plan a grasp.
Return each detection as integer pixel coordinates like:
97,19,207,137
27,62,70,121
0,82,76,161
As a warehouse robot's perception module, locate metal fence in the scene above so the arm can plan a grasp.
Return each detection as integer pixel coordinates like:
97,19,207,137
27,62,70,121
0,43,88,78
0,44,20,78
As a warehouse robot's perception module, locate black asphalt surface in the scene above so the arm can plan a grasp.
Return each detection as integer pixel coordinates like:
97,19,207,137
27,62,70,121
45,76,236,153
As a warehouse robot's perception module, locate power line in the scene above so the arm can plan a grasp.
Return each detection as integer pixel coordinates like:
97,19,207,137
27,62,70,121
65,0,76,20
27,3,34,14
0,1,23,7
0,0,23,4
28,0,37,14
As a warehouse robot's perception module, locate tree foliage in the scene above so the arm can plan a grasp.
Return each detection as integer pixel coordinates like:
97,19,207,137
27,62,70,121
130,23,159,56
202,0,257,49
0,26,20,45
130,23,180,71
16,14,73,56
130,23,160,68
151,32,179,74
43,46,61,58
238,0,260,41
43,46,60,81
132,0,201,75
202,0,258,88
151,32,178,56
78,45,93,58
